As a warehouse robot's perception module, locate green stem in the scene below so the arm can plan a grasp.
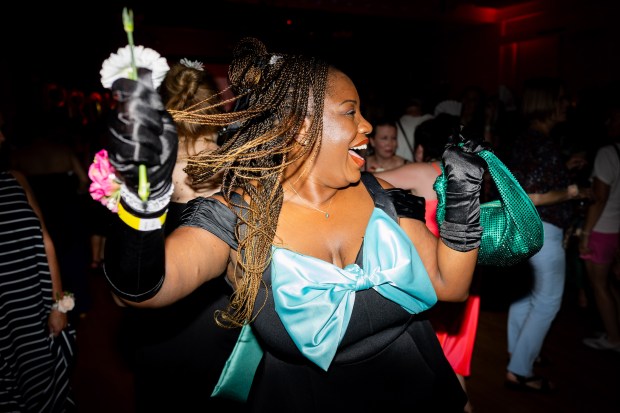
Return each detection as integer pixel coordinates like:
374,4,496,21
122,7,148,201
138,165,150,201
127,32,137,81
122,7,137,81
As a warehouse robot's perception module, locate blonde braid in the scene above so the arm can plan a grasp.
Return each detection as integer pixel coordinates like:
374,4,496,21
178,37,329,327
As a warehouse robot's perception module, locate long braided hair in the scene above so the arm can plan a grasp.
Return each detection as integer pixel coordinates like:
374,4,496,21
171,37,330,327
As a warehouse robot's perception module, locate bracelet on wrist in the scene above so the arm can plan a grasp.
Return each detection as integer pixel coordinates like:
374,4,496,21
52,291,75,313
117,202,167,231
120,184,173,214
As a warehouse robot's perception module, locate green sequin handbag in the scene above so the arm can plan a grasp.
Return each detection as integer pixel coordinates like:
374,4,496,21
435,149,544,267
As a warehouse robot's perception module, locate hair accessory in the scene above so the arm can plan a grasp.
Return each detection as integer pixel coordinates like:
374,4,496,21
269,55,282,65
180,58,204,71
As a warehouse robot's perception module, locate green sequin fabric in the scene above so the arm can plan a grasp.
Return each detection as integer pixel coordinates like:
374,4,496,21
435,150,544,267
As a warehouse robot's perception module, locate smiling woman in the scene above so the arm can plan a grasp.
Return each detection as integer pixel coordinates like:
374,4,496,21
363,118,409,172
99,36,487,411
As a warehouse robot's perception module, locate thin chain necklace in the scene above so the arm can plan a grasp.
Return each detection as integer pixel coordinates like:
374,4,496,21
287,184,335,219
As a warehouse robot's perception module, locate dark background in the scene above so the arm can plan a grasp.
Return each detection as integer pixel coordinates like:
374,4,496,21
1,0,619,134
2,4,618,411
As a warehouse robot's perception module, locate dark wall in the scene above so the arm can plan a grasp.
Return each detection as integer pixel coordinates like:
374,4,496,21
1,1,618,123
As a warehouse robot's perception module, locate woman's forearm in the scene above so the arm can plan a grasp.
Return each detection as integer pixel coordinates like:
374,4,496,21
528,184,578,206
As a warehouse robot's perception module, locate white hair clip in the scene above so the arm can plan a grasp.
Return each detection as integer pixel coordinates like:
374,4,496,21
269,55,282,65
180,58,204,71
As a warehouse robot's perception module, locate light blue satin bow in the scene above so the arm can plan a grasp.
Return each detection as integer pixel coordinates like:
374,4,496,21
271,208,437,371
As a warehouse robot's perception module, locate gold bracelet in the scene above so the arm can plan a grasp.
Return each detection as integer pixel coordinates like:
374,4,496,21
117,202,167,231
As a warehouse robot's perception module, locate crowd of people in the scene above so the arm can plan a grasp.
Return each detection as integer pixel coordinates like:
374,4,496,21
0,33,618,412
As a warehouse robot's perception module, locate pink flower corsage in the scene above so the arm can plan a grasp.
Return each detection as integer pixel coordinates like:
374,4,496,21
88,149,121,212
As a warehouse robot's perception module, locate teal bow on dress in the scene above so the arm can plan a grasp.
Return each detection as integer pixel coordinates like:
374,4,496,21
272,208,437,371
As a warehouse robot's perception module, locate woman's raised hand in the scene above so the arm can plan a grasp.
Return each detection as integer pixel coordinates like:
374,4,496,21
108,68,178,203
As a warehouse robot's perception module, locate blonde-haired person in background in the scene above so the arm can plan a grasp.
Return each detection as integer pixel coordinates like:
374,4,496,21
122,58,243,412
161,58,225,223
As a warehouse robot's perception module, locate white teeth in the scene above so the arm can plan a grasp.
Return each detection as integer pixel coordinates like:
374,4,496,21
351,143,367,150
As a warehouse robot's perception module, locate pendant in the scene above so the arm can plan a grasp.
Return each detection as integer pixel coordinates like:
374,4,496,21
325,213,329,218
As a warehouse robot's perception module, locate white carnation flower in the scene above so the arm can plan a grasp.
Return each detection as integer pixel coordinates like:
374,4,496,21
57,295,76,313
100,45,170,89
52,292,75,313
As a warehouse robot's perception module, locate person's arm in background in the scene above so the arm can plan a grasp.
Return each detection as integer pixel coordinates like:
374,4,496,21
375,163,421,190
70,151,90,194
528,183,589,206
578,176,610,256
12,170,68,337
375,162,439,200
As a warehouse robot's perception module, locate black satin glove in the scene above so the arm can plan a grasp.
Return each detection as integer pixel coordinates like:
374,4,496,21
104,218,165,302
385,188,426,222
108,68,178,203
440,133,488,252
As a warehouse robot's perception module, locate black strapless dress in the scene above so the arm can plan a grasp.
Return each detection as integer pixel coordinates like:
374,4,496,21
180,175,466,413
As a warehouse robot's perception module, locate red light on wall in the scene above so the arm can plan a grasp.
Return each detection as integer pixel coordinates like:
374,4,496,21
452,5,498,24
500,12,543,37
473,7,498,23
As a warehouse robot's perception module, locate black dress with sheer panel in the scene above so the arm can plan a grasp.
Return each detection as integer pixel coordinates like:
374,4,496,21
180,174,466,413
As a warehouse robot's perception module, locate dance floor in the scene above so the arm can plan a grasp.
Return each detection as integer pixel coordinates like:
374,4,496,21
71,266,620,413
